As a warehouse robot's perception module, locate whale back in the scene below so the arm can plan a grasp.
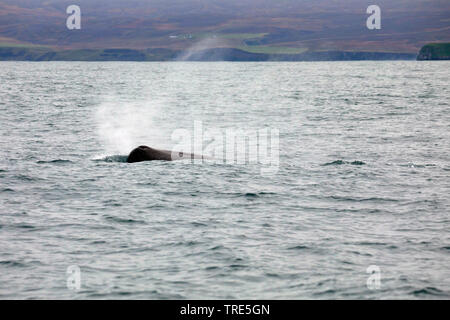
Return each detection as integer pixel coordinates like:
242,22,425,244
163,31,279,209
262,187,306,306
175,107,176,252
127,146,150,163
127,145,173,163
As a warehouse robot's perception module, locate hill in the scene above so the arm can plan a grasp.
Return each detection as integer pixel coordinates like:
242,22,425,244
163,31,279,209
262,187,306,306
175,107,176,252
417,43,450,60
0,0,449,56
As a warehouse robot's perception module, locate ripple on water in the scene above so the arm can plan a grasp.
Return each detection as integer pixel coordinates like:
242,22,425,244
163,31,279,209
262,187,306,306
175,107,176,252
327,195,399,203
287,245,310,250
0,260,27,268
37,159,72,164
10,223,37,230
13,174,42,182
411,287,448,297
322,160,366,166
191,221,208,227
104,215,146,224
231,192,277,198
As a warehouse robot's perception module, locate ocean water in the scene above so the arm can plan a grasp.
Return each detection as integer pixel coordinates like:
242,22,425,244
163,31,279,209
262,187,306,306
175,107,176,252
0,61,449,299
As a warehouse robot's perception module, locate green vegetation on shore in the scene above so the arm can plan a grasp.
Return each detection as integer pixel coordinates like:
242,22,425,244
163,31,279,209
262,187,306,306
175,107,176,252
0,44,416,61
0,46,176,61
417,43,450,60
238,45,307,54
192,33,267,40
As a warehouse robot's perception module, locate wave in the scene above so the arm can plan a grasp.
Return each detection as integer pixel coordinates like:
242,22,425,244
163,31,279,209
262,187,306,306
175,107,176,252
328,195,398,203
0,260,27,268
322,160,366,166
14,174,43,182
411,287,447,297
104,215,145,224
287,245,310,250
93,155,128,163
37,159,72,164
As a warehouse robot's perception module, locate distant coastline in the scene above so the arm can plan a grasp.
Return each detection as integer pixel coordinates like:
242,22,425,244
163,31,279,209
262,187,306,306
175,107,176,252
0,46,417,62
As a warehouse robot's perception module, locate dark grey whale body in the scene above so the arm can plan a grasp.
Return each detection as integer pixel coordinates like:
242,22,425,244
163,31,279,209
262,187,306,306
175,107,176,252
127,145,205,163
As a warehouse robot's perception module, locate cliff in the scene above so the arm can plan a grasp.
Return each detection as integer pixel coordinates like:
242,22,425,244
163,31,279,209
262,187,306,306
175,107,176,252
417,43,450,60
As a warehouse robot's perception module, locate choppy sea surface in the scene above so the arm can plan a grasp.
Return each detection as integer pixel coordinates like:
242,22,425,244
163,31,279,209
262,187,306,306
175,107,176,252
0,61,449,299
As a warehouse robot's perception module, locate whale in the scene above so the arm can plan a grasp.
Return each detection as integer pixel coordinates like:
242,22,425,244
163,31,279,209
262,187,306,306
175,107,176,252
127,145,206,163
